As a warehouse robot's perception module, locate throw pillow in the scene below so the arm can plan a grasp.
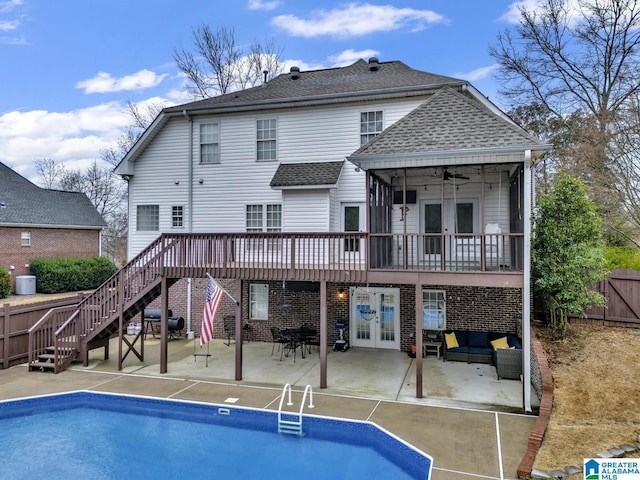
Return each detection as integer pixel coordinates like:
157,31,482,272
445,332,459,349
490,336,509,350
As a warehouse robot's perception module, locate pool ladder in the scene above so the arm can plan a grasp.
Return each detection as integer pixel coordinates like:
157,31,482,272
277,383,314,435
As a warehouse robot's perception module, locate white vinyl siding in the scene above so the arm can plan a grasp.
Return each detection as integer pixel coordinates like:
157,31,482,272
127,98,429,258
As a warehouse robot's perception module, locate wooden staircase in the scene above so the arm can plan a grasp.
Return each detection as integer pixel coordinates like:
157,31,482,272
28,236,179,373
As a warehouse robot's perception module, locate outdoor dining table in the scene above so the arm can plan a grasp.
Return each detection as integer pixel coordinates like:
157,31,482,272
282,326,318,360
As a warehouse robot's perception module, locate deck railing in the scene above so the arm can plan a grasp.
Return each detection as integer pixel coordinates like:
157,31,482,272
370,232,523,272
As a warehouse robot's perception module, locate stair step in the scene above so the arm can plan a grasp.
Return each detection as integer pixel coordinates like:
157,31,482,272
29,361,56,370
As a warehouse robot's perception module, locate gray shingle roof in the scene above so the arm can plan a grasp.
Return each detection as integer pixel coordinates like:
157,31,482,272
0,162,107,228
270,161,344,188
351,87,547,157
166,59,463,113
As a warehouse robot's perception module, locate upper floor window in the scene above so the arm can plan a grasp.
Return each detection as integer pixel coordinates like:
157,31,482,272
360,111,383,145
257,119,277,161
171,206,184,228
137,205,159,231
200,123,219,164
21,231,31,247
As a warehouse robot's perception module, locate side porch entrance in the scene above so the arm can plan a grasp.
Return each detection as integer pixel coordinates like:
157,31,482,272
349,287,400,350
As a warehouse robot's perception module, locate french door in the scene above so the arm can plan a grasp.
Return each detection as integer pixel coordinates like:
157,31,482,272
350,287,400,350
341,203,365,261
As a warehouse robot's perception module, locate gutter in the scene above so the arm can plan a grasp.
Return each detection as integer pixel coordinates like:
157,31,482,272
183,109,194,337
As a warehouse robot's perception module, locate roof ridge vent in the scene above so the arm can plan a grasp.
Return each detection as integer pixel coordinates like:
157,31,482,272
290,66,300,80
368,57,380,71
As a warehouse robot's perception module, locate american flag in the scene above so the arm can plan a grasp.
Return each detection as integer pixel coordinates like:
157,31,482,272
200,276,223,347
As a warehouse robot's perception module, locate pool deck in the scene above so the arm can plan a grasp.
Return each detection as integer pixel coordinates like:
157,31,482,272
1,337,538,480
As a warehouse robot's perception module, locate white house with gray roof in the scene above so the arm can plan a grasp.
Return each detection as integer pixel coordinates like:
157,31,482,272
52,58,547,411
0,161,106,289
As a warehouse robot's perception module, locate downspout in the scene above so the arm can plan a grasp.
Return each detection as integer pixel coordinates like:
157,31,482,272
523,150,532,413
183,109,194,337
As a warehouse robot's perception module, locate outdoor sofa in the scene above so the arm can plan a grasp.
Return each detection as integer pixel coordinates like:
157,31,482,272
442,329,523,380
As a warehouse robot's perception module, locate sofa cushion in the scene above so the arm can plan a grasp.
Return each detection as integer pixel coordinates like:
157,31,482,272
446,346,468,354
468,330,489,348
444,332,459,349
490,336,509,350
454,330,468,347
507,333,522,349
468,346,492,356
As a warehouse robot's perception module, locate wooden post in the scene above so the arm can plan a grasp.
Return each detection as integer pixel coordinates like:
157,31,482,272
320,280,327,389
234,280,242,381
415,282,423,398
160,277,168,374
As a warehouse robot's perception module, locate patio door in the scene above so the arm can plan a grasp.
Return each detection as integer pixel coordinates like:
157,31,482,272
350,287,400,350
341,203,365,261
419,201,442,264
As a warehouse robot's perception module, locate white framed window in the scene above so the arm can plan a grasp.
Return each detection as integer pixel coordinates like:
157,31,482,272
422,289,446,330
246,204,282,250
21,231,31,247
136,205,159,231
256,119,277,161
360,110,383,145
171,206,184,228
249,283,269,320
246,204,282,232
200,123,219,164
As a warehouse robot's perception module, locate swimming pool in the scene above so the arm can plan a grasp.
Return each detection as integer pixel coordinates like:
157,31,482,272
0,391,432,479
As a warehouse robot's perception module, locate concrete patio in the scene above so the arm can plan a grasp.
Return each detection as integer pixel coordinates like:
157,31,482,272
0,336,540,479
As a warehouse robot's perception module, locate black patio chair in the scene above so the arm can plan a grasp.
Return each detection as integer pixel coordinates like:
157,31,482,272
270,327,291,361
223,316,235,346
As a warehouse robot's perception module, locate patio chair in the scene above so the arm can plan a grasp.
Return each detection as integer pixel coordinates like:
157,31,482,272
270,327,291,361
223,316,235,346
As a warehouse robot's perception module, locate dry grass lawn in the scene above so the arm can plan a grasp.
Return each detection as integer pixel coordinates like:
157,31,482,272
533,324,640,470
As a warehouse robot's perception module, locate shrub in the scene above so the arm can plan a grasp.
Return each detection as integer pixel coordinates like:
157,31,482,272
29,257,118,294
0,267,10,299
604,246,640,271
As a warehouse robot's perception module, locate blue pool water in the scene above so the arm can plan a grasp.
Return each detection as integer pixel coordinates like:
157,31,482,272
0,392,431,479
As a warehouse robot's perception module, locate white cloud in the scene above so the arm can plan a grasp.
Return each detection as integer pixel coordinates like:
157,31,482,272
76,69,168,94
499,0,543,23
0,102,130,181
453,64,499,82
0,0,23,14
272,3,448,39
327,49,380,66
0,18,17,30
247,0,281,11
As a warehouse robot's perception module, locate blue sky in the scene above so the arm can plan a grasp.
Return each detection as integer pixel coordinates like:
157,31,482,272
0,0,531,182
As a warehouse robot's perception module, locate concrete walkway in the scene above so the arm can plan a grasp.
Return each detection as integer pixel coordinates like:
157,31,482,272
0,337,538,480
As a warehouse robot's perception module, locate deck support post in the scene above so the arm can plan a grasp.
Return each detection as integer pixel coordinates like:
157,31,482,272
234,280,243,381
415,282,424,398
320,280,327,389
160,277,169,374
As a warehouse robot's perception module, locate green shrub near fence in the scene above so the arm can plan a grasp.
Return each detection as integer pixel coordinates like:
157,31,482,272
29,257,117,294
0,267,11,299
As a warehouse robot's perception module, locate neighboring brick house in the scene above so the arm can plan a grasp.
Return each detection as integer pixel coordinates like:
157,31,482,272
0,161,107,291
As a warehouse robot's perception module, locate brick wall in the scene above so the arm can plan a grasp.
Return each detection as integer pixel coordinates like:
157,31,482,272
0,226,101,290
159,280,522,353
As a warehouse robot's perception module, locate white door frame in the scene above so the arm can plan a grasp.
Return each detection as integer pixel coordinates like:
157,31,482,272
349,287,401,350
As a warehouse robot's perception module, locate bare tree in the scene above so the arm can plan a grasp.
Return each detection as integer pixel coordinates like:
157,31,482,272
491,0,640,238
34,158,65,189
173,24,284,99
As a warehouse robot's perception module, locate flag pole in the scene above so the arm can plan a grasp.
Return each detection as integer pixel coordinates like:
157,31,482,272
206,272,240,305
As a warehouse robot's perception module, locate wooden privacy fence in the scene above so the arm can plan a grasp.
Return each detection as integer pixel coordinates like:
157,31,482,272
0,295,84,370
569,269,640,328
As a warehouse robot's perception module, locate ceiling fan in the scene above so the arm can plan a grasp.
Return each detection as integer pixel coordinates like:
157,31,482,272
443,169,469,181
